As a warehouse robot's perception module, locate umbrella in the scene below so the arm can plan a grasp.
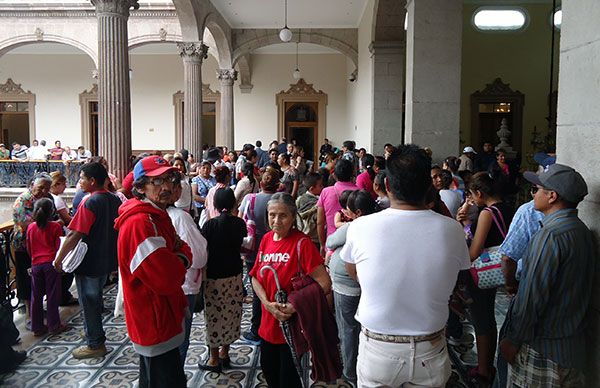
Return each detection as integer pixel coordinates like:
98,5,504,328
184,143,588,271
260,265,304,386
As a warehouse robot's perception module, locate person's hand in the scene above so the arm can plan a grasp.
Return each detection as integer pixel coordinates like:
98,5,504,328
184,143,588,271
54,259,63,273
265,301,294,322
320,246,326,258
174,234,183,251
499,339,520,365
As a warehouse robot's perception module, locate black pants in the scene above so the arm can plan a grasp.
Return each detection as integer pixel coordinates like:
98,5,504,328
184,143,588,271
260,341,303,388
60,272,74,303
14,250,31,301
139,347,187,388
247,258,262,335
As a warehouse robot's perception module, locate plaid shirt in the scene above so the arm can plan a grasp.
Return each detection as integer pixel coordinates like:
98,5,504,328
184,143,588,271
499,200,544,280
505,209,596,368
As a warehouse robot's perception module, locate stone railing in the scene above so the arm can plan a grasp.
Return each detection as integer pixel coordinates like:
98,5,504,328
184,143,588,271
0,160,83,187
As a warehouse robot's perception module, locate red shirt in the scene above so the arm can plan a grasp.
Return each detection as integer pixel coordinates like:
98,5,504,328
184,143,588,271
249,229,323,344
26,221,63,265
356,171,377,199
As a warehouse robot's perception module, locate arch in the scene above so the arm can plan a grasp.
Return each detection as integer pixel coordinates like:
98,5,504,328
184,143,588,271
203,13,233,69
128,34,183,50
0,35,97,67
232,31,358,68
236,54,253,93
372,0,406,41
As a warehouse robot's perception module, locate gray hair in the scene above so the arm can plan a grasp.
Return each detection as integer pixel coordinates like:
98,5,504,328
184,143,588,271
267,192,297,218
31,172,52,187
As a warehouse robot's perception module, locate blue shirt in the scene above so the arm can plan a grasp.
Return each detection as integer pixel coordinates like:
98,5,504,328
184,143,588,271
505,208,595,368
499,200,544,280
191,176,216,208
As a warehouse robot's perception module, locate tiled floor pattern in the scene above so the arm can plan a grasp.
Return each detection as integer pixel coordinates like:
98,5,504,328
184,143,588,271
0,283,510,388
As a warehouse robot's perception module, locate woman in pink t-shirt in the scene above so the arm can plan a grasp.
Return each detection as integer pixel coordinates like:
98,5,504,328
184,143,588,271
26,198,68,336
355,155,385,199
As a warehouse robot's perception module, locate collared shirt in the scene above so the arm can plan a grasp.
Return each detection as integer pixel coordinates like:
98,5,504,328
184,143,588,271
505,208,595,369
499,200,544,279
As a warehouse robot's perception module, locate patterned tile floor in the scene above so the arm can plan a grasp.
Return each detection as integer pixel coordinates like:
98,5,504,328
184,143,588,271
0,283,510,388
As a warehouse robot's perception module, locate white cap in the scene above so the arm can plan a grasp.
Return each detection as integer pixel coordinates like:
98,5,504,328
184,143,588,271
462,146,477,154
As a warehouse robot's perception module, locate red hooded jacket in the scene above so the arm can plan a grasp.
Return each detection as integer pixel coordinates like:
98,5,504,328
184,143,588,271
114,198,191,347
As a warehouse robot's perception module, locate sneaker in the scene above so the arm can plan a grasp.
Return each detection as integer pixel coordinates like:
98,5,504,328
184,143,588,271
72,344,108,359
242,331,262,345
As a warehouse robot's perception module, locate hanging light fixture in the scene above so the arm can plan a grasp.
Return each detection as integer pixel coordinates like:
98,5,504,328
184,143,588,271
279,0,292,42
293,40,301,79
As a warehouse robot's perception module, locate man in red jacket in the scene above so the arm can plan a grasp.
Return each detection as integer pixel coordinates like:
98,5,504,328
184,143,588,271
114,156,192,388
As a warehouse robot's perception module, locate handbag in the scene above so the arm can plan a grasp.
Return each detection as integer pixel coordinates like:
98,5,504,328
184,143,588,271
470,206,508,289
241,194,257,253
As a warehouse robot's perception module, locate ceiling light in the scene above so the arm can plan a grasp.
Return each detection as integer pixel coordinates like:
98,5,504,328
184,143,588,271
293,33,301,79
279,0,292,42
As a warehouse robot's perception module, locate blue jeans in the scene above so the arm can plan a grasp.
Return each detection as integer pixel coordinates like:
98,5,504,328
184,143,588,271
178,293,197,363
75,274,107,348
334,291,360,383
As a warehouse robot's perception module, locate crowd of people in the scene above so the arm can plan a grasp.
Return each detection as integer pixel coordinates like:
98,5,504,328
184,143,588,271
2,137,595,388
0,139,92,162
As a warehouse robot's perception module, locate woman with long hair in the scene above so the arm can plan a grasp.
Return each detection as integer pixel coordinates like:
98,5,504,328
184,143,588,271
278,153,300,198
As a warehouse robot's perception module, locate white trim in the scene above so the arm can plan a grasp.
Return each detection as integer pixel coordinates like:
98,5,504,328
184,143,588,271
130,236,166,273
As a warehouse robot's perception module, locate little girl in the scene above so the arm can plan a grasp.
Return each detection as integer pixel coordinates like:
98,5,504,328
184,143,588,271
26,198,67,336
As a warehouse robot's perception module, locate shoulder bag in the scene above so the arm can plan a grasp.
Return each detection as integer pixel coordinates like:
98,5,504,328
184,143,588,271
470,206,508,289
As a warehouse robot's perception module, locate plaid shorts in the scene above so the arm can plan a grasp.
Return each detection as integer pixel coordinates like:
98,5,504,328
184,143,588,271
508,343,585,388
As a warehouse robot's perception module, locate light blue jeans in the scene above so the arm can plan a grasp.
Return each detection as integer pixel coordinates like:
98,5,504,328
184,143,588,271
75,274,108,348
334,291,360,384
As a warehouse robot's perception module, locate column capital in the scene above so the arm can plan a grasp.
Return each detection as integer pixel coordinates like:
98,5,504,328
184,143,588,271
177,42,209,62
217,69,238,85
369,40,406,55
91,0,139,16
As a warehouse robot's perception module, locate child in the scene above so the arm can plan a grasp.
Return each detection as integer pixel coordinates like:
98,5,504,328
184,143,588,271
334,190,354,229
296,172,324,248
26,198,68,336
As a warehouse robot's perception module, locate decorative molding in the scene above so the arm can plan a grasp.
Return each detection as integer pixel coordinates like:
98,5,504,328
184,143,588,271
369,40,406,55
90,0,139,15
279,78,325,96
34,27,44,41
473,77,524,97
81,83,98,96
217,69,238,82
158,28,167,41
177,42,208,61
202,83,221,99
239,84,254,94
0,78,31,94
0,9,177,19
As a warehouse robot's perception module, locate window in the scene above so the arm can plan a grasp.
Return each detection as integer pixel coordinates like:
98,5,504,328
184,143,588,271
473,8,528,31
553,9,562,29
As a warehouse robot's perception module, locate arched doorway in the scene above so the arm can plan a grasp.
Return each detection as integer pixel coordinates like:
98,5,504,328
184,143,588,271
276,79,327,163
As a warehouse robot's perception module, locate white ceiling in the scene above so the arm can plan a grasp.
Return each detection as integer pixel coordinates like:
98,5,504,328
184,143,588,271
210,0,368,28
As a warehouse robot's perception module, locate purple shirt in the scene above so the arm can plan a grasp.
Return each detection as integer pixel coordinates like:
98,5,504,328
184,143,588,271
317,181,359,237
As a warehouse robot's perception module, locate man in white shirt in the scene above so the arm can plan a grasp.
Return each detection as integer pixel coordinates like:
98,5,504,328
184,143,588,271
340,144,470,388
61,146,78,161
76,146,92,161
27,139,49,160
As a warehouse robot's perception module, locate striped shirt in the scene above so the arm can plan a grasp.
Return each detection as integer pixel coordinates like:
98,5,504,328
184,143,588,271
499,200,544,280
505,208,595,368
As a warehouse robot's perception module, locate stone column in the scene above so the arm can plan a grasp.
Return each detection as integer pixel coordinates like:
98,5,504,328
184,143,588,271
217,69,237,150
92,0,138,180
177,42,208,159
404,0,462,163
556,0,600,383
370,41,405,154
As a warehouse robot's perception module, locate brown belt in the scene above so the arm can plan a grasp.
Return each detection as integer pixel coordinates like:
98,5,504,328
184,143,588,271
362,328,444,344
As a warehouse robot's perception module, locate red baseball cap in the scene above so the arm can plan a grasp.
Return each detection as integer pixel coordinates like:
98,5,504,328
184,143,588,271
133,156,176,180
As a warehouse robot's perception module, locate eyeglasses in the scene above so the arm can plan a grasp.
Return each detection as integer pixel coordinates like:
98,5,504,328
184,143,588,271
149,174,179,186
530,186,540,195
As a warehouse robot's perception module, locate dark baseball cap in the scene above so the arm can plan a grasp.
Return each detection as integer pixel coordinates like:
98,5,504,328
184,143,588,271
524,163,588,204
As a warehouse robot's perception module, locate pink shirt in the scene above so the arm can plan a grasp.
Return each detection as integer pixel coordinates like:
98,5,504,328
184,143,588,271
356,171,376,199
205,183,227,220
317,181,359,236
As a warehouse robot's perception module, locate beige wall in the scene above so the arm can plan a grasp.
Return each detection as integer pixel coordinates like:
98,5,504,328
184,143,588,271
0,53,95,147
461,4,560,165
233,53,349,151
346,0,374,152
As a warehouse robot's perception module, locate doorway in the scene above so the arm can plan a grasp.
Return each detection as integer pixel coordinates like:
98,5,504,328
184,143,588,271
173,85,220,152
286,102,317,161
0,101,29,146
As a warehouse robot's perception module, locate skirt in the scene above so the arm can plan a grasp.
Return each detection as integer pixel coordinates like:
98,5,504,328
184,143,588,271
204,274,243,348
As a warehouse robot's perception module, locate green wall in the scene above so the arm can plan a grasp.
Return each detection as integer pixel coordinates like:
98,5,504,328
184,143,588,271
460,4,561,168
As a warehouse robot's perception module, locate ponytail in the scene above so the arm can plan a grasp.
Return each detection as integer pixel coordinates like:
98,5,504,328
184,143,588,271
32,198,54,229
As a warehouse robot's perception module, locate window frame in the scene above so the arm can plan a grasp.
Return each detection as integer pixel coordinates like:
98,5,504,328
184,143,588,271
471,6,530,33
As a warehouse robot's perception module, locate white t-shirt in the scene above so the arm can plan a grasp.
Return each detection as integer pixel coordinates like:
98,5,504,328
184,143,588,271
340,208,470,336
439,189,462,218
174,178,193,212
167,207,208,295
52,193,68,212
27,145,48,160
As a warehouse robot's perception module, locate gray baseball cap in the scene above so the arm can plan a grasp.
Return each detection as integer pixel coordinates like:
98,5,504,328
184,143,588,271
524,163,588,204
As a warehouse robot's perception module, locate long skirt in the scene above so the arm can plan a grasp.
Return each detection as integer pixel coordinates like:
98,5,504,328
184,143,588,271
204,274,243,348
